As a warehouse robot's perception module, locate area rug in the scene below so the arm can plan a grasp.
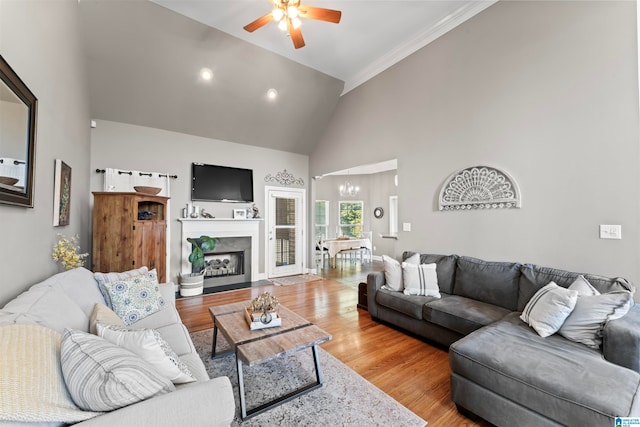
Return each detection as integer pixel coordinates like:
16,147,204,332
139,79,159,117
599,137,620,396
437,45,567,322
270,274,324,286
190,329,427,427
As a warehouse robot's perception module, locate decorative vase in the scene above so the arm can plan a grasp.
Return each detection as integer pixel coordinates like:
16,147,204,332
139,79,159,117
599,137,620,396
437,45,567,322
179,271,205,297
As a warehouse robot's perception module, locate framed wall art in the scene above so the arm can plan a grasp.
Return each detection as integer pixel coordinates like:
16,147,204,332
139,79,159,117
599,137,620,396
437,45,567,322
53,159,71,226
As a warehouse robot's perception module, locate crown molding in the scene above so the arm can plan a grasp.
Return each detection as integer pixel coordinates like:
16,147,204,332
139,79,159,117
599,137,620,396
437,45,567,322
341,0,498,95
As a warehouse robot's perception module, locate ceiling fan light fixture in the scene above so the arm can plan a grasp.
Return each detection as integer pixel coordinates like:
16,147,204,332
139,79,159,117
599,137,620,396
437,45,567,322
272,8,284,21
287,6,299,18
244,0,341,49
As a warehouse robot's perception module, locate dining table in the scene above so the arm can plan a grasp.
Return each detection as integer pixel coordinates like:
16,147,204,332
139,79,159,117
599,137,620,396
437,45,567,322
323,237,372,268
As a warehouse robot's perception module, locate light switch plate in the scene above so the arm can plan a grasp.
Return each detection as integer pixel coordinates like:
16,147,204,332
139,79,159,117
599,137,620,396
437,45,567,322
600,224,622,239
402,222,411,232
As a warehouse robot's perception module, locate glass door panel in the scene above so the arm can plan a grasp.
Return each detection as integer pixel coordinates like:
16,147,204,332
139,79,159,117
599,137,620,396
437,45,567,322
268,189,304,278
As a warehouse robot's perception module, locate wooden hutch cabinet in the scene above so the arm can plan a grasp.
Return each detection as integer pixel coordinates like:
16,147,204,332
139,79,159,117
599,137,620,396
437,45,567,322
92,192,168,282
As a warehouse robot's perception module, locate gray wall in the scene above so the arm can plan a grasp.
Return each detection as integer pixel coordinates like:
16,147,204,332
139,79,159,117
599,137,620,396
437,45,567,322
315,170,397,257
89,120,309,283
0,0,91,306
311,1,640,284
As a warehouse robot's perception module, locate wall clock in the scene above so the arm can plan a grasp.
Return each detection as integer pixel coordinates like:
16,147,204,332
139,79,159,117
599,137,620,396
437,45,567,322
373,207,384,218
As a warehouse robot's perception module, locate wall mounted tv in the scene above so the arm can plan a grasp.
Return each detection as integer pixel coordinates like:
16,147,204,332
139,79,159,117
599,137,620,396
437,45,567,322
191,163,254,203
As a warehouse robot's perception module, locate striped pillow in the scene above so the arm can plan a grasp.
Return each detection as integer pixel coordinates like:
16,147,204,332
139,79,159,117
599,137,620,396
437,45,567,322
402,262,441,297
61,329,175,412
520,282,578,337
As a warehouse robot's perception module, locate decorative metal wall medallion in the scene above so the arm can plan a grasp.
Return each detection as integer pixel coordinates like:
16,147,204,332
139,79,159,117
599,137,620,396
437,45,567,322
438,166,521,211
264,169,304,186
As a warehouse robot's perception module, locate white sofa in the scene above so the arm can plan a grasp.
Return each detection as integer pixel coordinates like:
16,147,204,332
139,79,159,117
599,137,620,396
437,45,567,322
0,267,235,426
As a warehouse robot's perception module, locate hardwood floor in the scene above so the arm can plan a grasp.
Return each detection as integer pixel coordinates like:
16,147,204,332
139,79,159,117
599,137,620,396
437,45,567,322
176,264,492,426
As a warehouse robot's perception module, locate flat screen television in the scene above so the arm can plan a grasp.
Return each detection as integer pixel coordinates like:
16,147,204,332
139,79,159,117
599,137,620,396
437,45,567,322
191,163,254,203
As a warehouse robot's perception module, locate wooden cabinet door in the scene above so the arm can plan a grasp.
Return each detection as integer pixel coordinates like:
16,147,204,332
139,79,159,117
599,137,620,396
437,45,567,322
134,220,166,282
93,194,135,273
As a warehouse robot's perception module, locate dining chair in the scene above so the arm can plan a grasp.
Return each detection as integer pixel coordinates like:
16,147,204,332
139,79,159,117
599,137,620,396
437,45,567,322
359,231,373,263
315,235,329,267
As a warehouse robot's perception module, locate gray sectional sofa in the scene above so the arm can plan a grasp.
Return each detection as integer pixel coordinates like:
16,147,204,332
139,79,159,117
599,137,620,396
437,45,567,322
0,267,235,427
367,252,640,426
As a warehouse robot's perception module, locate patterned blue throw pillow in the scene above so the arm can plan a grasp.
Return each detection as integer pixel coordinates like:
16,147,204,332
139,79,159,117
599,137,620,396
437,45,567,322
102,270,165,325
94,266,149,309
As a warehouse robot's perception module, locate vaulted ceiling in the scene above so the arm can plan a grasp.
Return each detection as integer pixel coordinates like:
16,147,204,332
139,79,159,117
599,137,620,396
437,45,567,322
79,0,494,155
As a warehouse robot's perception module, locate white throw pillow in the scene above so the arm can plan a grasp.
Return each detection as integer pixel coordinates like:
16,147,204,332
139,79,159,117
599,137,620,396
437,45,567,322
96,324,195,384
402,262,440,297
568,275,600,296
382,253,419,292
559,290,633,349
520,282,578,337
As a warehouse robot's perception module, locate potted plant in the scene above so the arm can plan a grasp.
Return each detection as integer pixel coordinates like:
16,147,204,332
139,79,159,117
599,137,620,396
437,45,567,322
179,235,217,297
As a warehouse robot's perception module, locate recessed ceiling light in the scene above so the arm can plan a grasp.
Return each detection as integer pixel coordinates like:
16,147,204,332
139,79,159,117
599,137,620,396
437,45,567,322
267,88,278,100
200,68,213,81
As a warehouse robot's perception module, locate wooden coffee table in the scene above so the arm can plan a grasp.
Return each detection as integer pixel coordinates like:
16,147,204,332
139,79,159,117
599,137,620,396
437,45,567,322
209,301,332,420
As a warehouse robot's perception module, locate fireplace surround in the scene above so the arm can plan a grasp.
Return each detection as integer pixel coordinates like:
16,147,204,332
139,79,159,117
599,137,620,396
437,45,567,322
178,218,261,290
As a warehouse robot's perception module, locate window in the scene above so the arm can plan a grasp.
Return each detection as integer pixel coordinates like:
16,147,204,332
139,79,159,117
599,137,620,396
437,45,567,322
389,195,398,236
339,201,363,237
315,200,329,239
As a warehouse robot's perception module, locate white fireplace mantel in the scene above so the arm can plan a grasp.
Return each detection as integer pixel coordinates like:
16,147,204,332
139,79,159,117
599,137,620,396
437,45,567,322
178,218,261,281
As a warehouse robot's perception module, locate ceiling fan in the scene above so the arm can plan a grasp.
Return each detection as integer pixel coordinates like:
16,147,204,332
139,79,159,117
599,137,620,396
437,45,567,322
243,0,342,49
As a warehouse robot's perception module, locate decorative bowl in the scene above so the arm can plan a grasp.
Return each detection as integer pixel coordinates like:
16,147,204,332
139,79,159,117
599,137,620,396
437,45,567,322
134,186,161,195
0,176,19,186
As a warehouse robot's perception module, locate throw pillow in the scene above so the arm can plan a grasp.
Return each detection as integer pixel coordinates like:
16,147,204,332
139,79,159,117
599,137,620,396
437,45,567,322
61,329,175,412
0,324,99,424
520,282,578,337
101,269,166,325
402,262,441,297
558,291,633,349
568,275,600,296
382,253,419,291
89,303,125,335
96,324,195,384
94,266,149,309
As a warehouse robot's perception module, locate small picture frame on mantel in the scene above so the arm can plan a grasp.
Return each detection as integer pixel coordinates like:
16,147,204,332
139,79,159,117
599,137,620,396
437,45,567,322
233,208,246,219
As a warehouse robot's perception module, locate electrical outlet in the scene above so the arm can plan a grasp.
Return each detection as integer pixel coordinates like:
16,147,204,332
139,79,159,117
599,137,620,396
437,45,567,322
403,222,411,232
599,224,622,240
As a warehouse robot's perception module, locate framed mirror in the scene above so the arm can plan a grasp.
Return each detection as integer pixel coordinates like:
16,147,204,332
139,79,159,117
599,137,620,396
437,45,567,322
373,207,384,218
0,55,37,207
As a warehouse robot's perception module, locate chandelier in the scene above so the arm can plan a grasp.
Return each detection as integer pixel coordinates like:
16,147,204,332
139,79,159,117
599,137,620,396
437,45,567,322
339,172,359,197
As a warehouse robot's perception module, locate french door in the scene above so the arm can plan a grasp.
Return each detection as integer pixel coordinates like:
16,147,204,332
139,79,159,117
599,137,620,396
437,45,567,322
266,187,306,278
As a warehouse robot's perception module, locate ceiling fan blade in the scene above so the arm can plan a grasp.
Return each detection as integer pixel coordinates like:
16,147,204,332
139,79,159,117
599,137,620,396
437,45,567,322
287,20,305,49
297,5,341,24
244,13,274,32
